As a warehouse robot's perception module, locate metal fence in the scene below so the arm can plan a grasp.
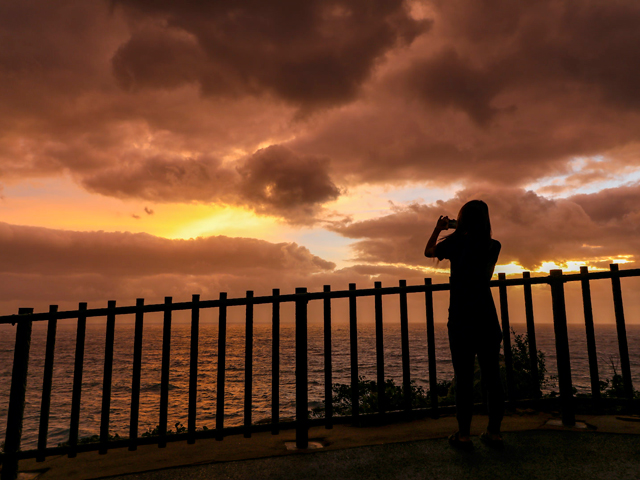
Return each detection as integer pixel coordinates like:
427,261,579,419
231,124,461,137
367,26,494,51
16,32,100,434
0,264,638,479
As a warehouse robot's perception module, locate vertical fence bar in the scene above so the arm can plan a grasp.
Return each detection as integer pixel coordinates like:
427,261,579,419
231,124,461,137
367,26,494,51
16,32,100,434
36,305,58,462
272,288,280,435
374,282,385,416
295,287,309,449
424,279,438,416
244,291,254,438
1,308,33,480
68,302,87,458
522,272,541,400
129,298,144,451
399,280,411,414
549,270,575,426
99,300,116,455
323,285,333,429
188,294,200,444
580,267,601,405
498,273,516,404
159,296,172,448
216,292,227,441
610,264,634,402
349,283,359,423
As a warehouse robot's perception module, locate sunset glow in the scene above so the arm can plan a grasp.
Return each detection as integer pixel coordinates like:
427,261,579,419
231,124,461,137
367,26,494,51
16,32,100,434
1,0,640,323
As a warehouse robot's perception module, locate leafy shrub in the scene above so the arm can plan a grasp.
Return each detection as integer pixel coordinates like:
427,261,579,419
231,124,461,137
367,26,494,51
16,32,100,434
57,433,121,447
142,422,187,437
55,422,210,447
313,328,552,417
507,329,550,399
310,377,452,418
599,356,640,400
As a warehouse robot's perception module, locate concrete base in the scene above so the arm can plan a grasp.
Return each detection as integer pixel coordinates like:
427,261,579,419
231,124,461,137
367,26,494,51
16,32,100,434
11,412,640,480
545,419,588,428
284,441,325,451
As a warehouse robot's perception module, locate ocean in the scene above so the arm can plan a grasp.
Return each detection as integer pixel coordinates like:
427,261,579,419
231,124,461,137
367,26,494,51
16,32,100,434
1,321,639,450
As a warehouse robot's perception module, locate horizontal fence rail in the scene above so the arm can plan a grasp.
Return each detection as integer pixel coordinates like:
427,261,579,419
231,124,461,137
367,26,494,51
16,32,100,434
1,265,639,480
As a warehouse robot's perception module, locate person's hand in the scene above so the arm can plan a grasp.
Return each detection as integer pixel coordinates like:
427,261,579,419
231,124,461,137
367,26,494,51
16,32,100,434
436,215,450,231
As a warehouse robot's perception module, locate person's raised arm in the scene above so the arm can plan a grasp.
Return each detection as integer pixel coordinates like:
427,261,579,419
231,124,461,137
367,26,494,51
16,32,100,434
424,216,449,257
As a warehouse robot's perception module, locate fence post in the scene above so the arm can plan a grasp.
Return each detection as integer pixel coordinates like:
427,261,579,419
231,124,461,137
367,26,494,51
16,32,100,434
549,269,575,426
522,272,541,400
399,280,411,414
244,291,254,439
424,279,438,417
2,308,33,480
295,287,309,449
68,302,87,458
323,285,333,429
498,273,516,404
188,294,200,444
272,288,281,434
129,298,144,451
579,266,601,407
159,296,172,448
216,292,227,441
37,305,58,462
349,283,359,423
609,264,634,403
374,282,385,417
99,300,116,455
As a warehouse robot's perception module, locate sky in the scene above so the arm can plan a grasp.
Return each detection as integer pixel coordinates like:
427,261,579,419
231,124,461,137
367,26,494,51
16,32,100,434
2,0,640,322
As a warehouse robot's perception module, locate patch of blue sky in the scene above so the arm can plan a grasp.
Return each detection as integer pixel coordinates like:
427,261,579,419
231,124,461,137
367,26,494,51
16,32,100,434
526,155,640,198
282,229,355,268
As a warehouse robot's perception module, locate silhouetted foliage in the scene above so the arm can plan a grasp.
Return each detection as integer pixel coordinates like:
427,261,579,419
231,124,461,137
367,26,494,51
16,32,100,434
310,377,448,418
599,356,640,400
55,422,211,447
142,421,187,437
508,329,549,398
312,329,553,417
57,433,121,447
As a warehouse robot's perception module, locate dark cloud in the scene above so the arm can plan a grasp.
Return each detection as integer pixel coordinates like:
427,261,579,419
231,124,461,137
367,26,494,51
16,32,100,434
570,183,640,223
0,221,447,317
292,0,640,186
329,186,640,271
112,24,207,92
425,0,640,109
81,154,237,203
0,222,335,277
237,145,341,223
111,0,430,109
80,145,339,224
404,48,505,126
3,0,640,208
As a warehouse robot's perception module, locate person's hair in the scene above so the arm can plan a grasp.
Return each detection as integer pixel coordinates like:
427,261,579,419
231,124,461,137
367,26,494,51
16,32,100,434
448,200,492,247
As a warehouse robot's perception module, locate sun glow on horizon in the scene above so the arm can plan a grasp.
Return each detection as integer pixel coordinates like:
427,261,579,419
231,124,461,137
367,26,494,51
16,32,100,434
494,257,635,277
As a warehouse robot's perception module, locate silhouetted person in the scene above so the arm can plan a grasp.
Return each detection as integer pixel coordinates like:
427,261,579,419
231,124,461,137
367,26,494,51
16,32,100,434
425,200,504,450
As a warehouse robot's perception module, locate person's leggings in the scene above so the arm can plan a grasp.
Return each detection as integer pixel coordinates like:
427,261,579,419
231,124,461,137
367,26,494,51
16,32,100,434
449,333,504,436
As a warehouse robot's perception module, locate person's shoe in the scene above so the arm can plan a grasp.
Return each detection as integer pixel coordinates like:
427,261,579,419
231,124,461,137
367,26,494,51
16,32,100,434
448,432,474,452
480,431,504,449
